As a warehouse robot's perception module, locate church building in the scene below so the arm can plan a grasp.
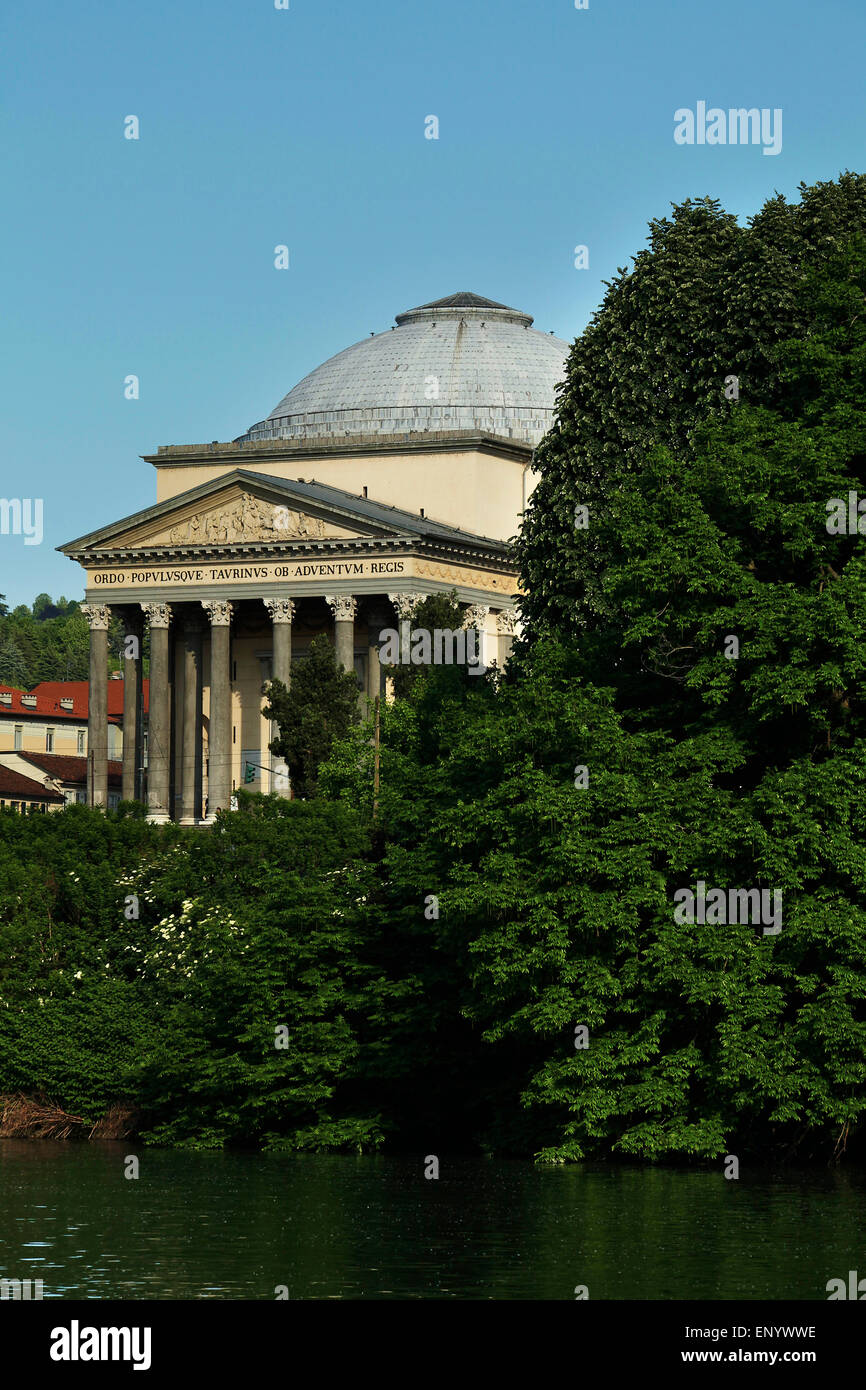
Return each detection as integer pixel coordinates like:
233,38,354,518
60,292,568,822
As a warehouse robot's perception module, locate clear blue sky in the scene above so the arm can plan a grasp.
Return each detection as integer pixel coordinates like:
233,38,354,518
1,0,863,607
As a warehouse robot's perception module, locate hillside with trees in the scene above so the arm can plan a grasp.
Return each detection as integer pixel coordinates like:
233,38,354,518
0,594,129,689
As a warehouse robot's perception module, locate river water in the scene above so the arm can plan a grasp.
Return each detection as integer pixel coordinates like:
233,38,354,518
0,1142,862,1300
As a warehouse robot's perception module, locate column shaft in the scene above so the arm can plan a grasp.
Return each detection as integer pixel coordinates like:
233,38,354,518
367,632,381,701
264,599,295,799
142,605,172,822
273,620,291,687
496,610,518,667
326,595,357,674
122,614,143,803
366,606,390,702
82,605,110,809
180,619,204,824
202,602,233,818
335,621,354,672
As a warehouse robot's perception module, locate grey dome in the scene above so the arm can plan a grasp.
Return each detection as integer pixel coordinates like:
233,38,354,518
238,292,569,445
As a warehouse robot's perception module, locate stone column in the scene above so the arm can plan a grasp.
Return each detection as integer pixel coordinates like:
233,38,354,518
264,598,294,688
180,614,204,826
264,598,294,798
364,604,391,702
462,603,490,671
141,603,172,822
171,624,184,818
121,610,143,803
326,595,357,674
201,600,233,820
387,592,423,689
80,604,110,810
496,609,518,667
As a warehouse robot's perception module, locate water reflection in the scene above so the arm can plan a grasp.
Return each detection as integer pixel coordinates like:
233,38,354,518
0,1141,862,1300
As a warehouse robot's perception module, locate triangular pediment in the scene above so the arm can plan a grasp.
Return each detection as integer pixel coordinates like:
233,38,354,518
59,469,510,565
125,487,359,548
60,471,424,556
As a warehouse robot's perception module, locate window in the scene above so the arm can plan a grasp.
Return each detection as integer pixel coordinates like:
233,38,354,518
14,726,22,750
77,730,85,754
46,728,55,753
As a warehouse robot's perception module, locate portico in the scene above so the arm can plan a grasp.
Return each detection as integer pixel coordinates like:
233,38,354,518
66,475,519,821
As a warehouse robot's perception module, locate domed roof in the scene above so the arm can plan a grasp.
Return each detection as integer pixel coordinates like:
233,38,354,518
238,292,569,446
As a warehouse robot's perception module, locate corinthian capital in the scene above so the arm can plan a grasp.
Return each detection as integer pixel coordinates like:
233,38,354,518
496,609,518,635
387,591,423,620
79,603,111,631
263,598,295,624
461,604,490,630
140,602,172,629
325,594,357,621
201,600,233,627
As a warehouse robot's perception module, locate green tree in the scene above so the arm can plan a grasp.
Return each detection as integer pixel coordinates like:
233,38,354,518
323,630,866,1162
381,590,467,697
32,593,57,621
516,173,866,643
0,594,90,686
264,634,361,799
0,799,402,1150
524,238,866,761
0,636,30,688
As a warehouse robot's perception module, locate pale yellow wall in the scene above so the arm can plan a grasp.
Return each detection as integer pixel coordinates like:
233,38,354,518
153,448,534,543
0,795,61,814
524,468,541,506
0,717,122,759
232,633,269,797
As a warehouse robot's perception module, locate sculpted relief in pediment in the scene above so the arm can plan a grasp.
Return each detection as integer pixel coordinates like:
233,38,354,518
146,493,331,546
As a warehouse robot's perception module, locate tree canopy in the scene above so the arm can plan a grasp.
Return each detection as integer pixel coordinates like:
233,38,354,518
263,634,361,799
0,594,130,688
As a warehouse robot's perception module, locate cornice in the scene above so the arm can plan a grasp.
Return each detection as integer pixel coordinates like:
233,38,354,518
65,534,516,574
143,431,534,467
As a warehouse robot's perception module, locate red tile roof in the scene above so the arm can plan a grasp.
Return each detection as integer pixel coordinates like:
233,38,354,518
13,753,123,787
0,680,149,722
0,766,65,801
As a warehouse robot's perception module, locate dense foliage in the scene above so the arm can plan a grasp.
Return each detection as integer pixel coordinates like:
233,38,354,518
0,798,400,1150
321,641,866,1163
264,634,360,799
380,590,465,697
516,173,866,647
